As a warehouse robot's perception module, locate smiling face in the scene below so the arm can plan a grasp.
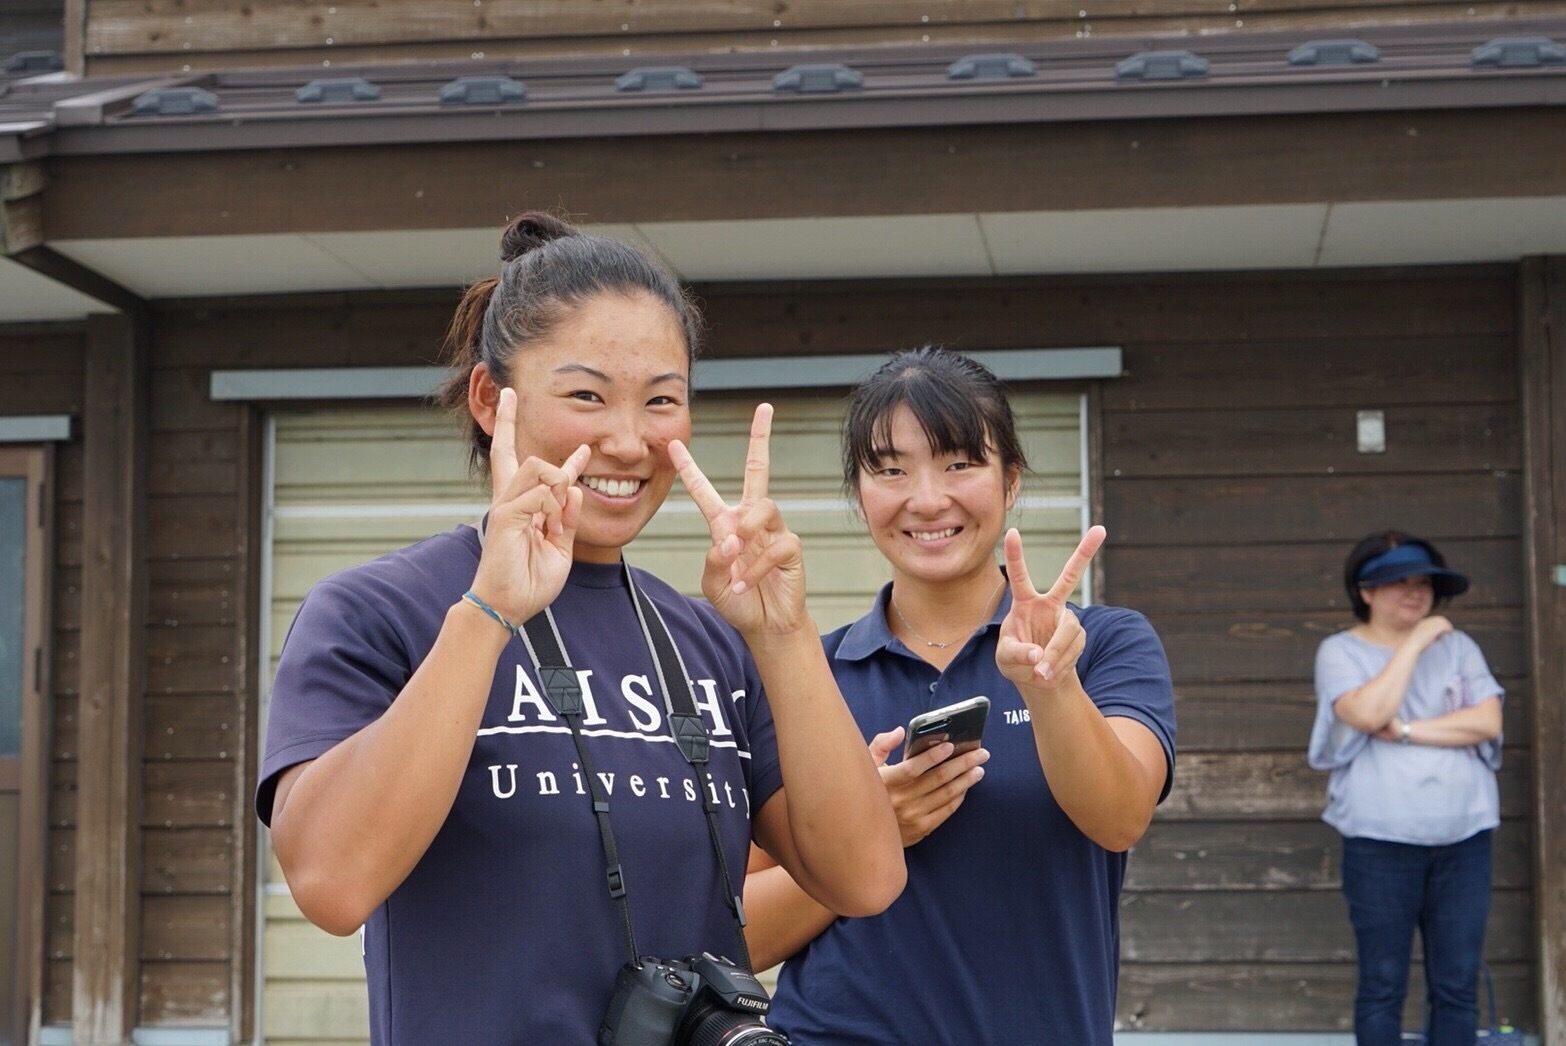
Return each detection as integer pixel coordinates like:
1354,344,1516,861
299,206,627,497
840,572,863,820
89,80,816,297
474,290,691,563
855,404,1019,588
1360,574,1435,630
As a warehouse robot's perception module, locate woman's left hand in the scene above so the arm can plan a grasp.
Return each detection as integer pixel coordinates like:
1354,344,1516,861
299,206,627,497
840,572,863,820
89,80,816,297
670,403,808,636
995,525,1107,694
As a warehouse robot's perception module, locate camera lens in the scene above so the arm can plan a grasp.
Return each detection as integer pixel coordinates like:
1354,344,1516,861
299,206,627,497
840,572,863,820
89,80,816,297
677,1000,788,1046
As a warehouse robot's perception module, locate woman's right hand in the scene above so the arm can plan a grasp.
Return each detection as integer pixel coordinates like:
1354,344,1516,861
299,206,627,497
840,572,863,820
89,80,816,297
469,387,588,623
1409,614,1454,652
670,403,811,637
869,727,989,847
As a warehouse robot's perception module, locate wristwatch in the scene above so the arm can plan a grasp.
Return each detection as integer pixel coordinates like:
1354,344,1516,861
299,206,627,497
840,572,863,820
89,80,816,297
1399,718,1413,745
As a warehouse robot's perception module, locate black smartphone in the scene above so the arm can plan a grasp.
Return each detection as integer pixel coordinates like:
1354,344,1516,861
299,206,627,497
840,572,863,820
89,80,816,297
903,696,990,762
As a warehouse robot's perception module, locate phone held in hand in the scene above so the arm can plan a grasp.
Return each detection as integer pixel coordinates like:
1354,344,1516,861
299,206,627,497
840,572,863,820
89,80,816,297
904,696,990,762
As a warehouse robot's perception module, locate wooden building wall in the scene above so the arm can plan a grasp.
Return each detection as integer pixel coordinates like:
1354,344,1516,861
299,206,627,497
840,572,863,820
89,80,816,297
110,293,458,1033
78,0,1566,74
35,310,254,1029
0,292,461,1036
28,306,273,1033
1100,268,1532,1029
16,263,1534,1034
0,323,82,1028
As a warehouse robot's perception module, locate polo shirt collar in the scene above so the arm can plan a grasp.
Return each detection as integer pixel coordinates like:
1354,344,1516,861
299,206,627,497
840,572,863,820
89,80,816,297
836,571,1015,662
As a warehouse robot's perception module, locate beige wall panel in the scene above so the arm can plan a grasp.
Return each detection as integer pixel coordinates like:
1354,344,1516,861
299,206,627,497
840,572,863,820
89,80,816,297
262,891,312,921
268,529,482,596
262,983,371,1041
262,892,368,1042
271,410,477,506
265,922,368,980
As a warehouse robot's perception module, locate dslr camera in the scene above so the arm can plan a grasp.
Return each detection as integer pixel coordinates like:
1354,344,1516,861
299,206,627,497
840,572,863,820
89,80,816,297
599,952,788,1046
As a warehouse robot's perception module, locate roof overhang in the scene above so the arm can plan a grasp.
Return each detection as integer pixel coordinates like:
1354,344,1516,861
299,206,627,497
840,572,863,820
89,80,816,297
3,19,1564,320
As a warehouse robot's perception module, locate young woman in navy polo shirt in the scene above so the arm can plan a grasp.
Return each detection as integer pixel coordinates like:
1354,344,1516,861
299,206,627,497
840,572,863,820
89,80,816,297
746,346,1177,1044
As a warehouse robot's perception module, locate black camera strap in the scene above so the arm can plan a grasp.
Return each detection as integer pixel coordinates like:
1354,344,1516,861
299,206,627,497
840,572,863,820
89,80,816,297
515,562,753,973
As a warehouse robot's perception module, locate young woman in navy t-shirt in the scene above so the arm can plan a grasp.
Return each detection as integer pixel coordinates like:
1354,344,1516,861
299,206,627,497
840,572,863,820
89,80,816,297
256,213,903,1044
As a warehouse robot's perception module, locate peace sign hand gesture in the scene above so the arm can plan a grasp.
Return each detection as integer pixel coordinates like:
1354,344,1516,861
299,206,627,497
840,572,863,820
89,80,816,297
995,526,1107,695
669,403,809,637
469,387,588,624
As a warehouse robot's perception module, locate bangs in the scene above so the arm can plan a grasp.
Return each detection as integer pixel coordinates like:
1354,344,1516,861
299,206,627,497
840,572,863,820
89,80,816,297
850,373,996,475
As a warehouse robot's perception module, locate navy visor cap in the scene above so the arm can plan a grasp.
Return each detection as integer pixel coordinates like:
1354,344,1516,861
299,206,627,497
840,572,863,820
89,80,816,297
1356,543,1470,597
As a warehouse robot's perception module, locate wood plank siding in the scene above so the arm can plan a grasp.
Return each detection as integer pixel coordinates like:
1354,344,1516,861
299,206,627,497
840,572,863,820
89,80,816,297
0,324,83,1029
130,308,263,1033
1099,268,1531,1030
12,261,1539,1034
132,293,457,1030
1519,257,1566,1044
22,310,258,1033
78,0,1566,74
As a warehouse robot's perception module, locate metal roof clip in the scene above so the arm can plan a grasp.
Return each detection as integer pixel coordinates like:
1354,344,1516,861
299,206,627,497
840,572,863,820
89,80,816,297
615,66,703,92
947,53,1037,81
1115,50,1210,81
772,64,863,94
438,75,526,105
295,77,382,104
4,51,65,75
1287,39,1381,66
1470,36,1566,68
131,86,220,117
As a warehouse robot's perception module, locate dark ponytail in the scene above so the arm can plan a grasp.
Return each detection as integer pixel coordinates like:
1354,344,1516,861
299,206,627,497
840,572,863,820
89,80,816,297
435,276,502,473
437,210,703,475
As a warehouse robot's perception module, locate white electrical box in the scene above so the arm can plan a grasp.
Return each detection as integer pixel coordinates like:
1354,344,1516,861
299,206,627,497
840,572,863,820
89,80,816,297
1356,410,1386,454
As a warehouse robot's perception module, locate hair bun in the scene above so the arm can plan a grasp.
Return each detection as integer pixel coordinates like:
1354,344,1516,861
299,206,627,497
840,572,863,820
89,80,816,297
500,212,577,263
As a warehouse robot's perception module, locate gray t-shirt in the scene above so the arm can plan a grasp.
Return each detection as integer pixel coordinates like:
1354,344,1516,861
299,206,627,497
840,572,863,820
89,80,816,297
1308,628,1502,845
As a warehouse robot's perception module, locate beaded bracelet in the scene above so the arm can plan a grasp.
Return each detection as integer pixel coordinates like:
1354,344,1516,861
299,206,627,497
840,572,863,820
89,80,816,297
461,590,518,637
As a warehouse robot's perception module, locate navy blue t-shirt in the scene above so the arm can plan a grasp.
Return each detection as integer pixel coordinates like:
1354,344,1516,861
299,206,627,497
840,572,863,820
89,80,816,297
257,526,783,1045
768,583,1175,1045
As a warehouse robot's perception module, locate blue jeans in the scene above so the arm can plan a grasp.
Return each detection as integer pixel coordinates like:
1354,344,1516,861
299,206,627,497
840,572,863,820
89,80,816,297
1341,830,1492,1046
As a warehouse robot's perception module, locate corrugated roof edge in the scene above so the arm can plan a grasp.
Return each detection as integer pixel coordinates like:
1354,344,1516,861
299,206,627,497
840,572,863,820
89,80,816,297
2,15,1563,161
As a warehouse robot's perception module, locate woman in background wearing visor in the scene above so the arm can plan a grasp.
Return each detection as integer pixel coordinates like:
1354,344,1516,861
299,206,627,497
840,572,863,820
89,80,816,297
1309,530,1503,1046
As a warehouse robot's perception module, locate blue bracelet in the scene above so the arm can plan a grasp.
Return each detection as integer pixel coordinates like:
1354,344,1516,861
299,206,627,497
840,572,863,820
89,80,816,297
461,590,518,637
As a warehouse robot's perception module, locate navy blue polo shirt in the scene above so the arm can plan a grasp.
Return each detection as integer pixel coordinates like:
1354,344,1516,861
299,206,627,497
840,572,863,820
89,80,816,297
768,581,1175,1045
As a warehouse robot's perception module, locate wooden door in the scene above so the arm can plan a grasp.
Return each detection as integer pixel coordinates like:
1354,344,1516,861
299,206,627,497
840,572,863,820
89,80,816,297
0,446,51,1046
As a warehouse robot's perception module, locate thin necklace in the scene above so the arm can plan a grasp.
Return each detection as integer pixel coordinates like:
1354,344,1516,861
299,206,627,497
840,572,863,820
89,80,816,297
890,575,1007,650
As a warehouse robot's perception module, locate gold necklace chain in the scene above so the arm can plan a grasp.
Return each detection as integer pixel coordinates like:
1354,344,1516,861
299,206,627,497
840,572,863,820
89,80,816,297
890,575,1007,650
